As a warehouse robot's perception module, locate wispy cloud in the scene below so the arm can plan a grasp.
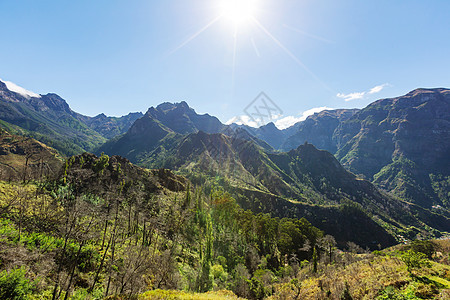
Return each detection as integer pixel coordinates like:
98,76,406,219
337,92,366,102
337,83,390,102
368,83,389,94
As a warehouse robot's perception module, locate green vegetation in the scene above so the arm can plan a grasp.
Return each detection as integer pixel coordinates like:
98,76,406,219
267,241,450,299
401,250,430,274
0,154,324,299
0,153,449,299
0,267,35,300
106,131,448,248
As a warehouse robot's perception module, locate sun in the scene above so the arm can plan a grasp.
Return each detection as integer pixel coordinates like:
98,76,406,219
219,0,257,27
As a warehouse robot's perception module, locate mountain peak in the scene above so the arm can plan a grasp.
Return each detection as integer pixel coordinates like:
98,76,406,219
155,101,191,113
94,113,108,119
260,122,278,131
126,112,144,117
36,93,72,114
141,101,225,135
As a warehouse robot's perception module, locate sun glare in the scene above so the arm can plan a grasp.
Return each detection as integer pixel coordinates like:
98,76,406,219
170,0,328,91
219,0,257,27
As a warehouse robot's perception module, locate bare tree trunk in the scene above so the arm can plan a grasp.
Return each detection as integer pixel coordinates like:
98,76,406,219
52,221,76,300
105,225,118,297
63,240,86,300
90,199,119,293
89,235,112,293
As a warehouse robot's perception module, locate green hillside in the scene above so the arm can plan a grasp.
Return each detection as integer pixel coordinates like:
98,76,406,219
0,156,448,299
103,131,448,248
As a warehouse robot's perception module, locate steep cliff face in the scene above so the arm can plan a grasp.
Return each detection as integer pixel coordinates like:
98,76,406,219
335,88,450,208
280,109,360,153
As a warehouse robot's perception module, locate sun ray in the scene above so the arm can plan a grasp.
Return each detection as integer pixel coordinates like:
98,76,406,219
252,17,333,92
251,37,261,57
283,24,334,44
167,15,222,56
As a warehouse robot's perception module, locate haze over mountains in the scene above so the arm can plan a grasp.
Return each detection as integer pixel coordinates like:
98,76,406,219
0,78,449,247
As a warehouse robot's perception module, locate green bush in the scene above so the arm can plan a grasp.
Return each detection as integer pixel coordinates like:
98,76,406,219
408,240,436,259
93,153,109,174
401,250,430,274
0,267,35,300
377,286,420,300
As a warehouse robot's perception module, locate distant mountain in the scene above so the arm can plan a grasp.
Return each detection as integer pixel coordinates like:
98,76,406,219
335,88,450,209
236,89,449,210
0,79,141,156
98,101,275,162
229,109,359,152
231,122,292,150
98,113,183,163
80,112,143,139
280,109,360,152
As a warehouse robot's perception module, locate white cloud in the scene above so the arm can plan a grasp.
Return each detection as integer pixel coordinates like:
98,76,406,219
368,83,389,94
337,83,390,102
274,116,303,129
227,107,333,130
275,106,333,129
0,78,41,99
225,115,260,128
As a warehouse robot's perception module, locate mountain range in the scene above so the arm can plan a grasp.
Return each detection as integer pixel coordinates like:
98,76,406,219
0,80,142,156
0,79,448,247
97,88,449,210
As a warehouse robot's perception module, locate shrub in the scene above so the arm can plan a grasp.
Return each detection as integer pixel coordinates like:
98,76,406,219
377,286,420,300
401,250,430,274
93,153,109,174
0,267,35,300
408,240,436,259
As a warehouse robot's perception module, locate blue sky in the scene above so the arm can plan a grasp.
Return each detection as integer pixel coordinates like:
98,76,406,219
1,0,449,128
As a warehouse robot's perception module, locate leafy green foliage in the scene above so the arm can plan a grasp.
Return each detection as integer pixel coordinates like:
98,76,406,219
401,250,430,274
407,240,437,259
377,286,420,300
0,153,326,299
93,152,109,174
0,267,35,300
